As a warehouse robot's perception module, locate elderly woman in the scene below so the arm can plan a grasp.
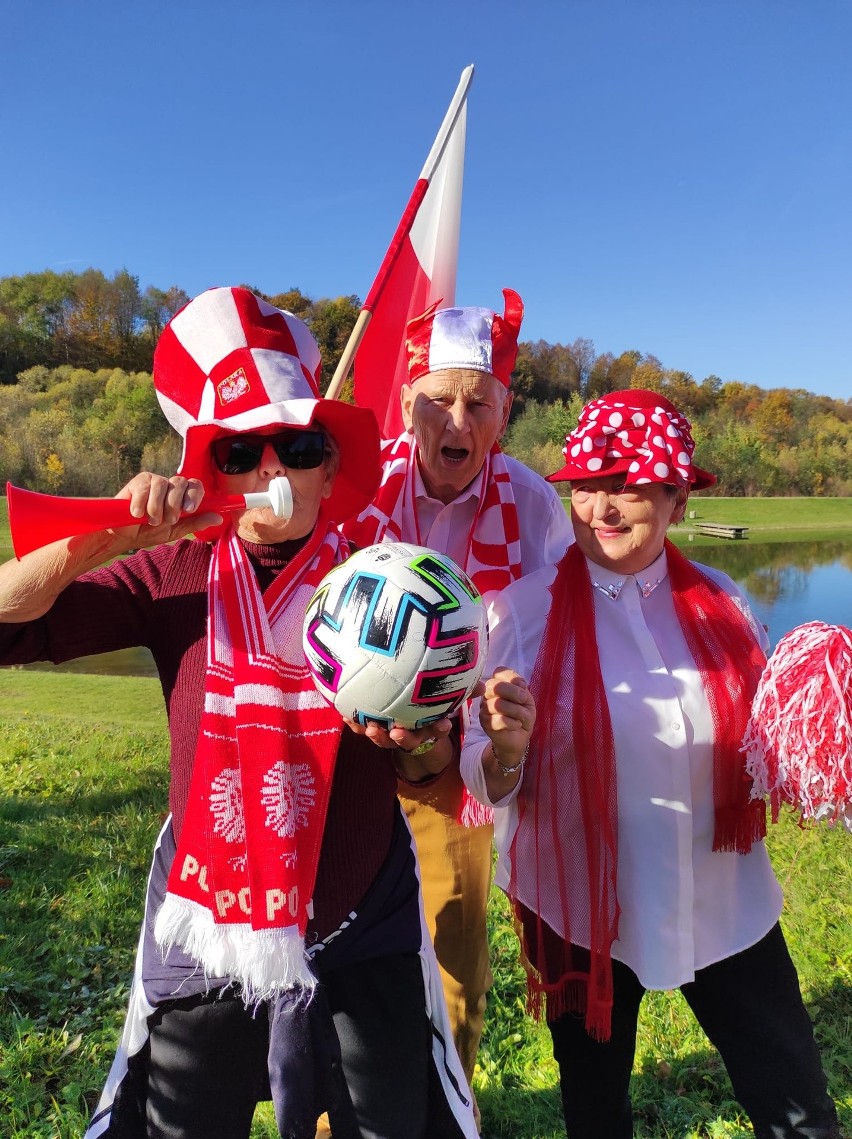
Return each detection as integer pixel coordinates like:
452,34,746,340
461,389,839,1139
0,288,476,1139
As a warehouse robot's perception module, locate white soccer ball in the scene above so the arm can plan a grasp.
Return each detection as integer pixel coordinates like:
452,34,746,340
302,542,488,729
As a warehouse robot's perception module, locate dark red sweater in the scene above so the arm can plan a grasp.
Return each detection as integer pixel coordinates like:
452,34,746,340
0,537,399,940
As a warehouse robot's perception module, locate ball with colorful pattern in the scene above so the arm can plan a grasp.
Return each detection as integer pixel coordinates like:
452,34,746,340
302,542,488,729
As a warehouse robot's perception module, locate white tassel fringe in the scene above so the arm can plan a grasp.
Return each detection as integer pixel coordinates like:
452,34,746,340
154,893,316,1002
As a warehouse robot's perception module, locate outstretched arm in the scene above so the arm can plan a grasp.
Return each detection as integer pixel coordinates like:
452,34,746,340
0,474,218,623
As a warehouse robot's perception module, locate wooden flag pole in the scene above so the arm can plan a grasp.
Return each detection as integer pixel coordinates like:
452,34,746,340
325,310,372,401
324,65,474,402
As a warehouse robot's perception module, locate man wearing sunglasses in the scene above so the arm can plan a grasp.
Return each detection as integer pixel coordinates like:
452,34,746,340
0,287,479,1139
343,290,573,1110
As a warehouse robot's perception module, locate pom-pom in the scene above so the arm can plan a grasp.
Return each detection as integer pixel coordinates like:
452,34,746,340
742,622,852,830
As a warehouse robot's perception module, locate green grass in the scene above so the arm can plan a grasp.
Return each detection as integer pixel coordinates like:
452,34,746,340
675,496,852,549
0,676,849,1138
0,497,12,563
475,815,852,1139
0,671,165,727
678,495,852,530
0,703,169,1139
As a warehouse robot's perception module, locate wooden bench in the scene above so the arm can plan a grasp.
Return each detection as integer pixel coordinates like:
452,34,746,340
695,523,749,539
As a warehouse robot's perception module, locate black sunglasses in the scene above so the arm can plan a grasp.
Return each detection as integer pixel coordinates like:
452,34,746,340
212,429,327,475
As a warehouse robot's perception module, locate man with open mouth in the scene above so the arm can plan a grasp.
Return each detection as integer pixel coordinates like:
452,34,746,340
343,289,573,1116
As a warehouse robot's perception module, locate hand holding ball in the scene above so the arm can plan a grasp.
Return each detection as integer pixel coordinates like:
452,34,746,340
302,543,488,729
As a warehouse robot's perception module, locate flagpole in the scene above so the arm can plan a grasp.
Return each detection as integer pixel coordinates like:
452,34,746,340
325,65,474,401
418,63,474,185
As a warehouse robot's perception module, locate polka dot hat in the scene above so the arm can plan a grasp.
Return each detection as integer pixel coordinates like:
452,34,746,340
546,389,716,489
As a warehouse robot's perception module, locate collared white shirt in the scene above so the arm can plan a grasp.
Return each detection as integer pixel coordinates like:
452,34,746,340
405,454,573,596
461,549,783,991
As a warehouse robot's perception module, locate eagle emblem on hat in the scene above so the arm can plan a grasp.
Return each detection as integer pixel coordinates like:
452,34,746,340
217,367,251,405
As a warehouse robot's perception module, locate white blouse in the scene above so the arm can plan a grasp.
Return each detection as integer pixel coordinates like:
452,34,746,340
460,548,783,991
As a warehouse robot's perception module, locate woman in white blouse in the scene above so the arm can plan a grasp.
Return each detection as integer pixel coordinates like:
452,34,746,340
461,390,839,1139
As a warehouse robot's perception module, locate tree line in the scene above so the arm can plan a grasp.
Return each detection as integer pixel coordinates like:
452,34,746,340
1,270,850,497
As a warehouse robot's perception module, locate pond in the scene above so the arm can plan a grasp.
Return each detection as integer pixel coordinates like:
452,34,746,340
18,536,852,678
686,535,852,648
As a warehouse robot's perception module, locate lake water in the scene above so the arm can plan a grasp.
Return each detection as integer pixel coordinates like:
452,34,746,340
19,536,852,678
687,536,852,648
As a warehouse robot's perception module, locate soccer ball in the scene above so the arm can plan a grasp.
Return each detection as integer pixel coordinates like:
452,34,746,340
302,542,488,729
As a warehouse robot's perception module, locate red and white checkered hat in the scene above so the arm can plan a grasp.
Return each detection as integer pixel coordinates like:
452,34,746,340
405,288,524,388
153,286,380,522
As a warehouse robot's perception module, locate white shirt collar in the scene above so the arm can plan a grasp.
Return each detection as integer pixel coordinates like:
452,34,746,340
412,455,482,508
585,548,670,601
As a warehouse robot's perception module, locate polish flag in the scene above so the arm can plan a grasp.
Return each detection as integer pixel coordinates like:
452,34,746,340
346,67,472,438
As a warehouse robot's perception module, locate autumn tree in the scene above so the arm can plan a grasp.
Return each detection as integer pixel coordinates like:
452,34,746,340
140,286,191,342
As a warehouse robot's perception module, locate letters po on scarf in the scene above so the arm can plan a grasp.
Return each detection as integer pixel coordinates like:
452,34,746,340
154,520,347,1000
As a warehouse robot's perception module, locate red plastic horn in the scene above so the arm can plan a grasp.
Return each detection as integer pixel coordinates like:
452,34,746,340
5,477,293,560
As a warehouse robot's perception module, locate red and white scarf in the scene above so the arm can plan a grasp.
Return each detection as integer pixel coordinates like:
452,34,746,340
344,431,522,826
344,432,523,597
154,517,347,1000
509,540,768,1039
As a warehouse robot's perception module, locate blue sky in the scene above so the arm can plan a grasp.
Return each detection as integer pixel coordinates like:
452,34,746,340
2,0,850,402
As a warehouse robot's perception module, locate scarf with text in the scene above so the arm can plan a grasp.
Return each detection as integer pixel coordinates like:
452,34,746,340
154,517,347,1000
509,539,767,1039
344,431,523,826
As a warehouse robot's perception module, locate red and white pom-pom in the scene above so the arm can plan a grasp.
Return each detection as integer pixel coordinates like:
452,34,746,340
742,621,852,830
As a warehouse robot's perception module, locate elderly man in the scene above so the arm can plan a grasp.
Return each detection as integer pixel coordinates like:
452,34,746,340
344,288,573,1088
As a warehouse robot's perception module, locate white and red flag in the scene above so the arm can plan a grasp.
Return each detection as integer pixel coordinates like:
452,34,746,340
327,66,472,437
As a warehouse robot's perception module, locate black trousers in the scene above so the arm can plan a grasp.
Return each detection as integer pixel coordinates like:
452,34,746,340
548,924,840,1139
139,952,448,1139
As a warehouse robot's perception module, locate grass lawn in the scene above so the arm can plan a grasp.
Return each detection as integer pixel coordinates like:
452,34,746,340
0,675,850,1139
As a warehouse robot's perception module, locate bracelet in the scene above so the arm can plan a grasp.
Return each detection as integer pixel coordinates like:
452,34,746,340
397,736,437,757
493,743,529,776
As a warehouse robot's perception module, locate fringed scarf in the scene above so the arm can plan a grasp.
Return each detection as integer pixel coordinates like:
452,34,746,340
344,430,524,827
509,539,768,1039
154,516,347,1000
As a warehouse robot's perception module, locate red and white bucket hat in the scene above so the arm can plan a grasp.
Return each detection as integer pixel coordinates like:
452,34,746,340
404,288,524,388
547,388,716,490
153,286,380,522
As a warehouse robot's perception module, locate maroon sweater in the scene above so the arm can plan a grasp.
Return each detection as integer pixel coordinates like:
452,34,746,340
0,537,399,940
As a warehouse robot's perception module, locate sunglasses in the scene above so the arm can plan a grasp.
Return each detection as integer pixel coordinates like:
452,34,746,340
212,429,327,475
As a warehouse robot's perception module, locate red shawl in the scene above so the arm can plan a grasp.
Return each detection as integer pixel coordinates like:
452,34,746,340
509,539,767,1038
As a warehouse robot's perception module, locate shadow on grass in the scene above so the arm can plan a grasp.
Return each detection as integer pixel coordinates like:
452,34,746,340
0,770,165,824
0,756,165,829
0,769,165,1024
478,975,851,1139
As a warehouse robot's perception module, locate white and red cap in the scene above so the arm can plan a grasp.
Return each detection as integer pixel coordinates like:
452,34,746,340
153,286,380,522
547,388,716,489
404,288,524,388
